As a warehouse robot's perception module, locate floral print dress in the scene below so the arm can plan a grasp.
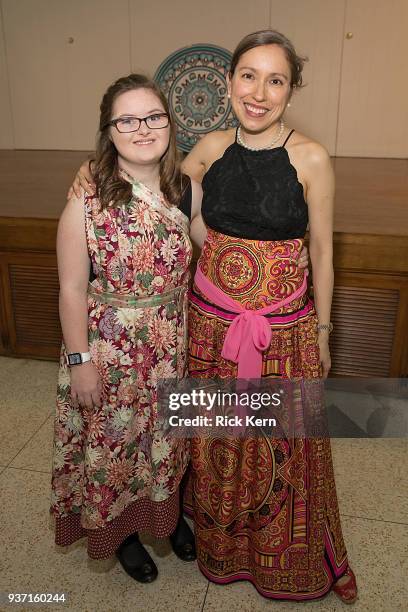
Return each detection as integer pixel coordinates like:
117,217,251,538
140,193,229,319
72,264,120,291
50,175,192,559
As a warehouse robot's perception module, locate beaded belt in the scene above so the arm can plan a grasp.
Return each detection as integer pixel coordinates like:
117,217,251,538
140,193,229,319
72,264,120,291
88,283,188,309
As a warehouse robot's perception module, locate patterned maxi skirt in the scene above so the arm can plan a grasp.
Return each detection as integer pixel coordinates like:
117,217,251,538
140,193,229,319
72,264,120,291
186,229,348,600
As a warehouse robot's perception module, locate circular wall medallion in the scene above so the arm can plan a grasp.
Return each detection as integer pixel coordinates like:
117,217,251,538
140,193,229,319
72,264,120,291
154,44,238,152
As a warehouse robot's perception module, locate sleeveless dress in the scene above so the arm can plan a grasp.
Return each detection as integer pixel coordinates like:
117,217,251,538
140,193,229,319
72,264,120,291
186,131,349,600
50,173,192,559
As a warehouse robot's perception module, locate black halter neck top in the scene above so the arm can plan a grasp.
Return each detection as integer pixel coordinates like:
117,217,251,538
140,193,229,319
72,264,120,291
201,129,308,241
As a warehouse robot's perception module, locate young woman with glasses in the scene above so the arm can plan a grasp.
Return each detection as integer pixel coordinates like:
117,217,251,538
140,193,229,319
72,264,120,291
50,74,207,583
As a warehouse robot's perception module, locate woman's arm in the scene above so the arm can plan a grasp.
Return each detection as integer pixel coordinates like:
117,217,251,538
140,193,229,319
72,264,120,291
181,133,217,183
304,143,335,378
57,192,102,407
189,179,207,249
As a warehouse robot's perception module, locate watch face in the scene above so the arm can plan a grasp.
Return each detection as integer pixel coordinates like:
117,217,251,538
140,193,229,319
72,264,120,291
68,353,82,365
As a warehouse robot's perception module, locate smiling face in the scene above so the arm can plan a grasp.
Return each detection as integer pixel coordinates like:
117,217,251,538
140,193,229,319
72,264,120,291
109,88,170,172
228,44,292,138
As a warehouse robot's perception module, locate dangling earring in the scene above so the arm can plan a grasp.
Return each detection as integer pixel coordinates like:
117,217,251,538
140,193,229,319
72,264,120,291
287,102,291,108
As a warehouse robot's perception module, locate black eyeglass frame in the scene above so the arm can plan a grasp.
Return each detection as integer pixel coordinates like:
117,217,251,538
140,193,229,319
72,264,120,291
103,113,170,133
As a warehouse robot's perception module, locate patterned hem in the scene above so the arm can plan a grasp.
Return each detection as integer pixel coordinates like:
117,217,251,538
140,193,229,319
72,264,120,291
196,560,335,601
53,489,179,559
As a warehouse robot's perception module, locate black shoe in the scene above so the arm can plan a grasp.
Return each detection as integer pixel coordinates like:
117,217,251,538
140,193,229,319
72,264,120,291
116,533,158,583
170,516,196,562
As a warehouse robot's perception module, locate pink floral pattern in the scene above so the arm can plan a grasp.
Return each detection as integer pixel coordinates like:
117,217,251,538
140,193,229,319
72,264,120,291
51,178,192,533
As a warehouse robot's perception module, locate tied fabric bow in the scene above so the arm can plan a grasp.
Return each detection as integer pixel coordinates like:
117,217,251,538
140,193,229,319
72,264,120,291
194,265,309,379
222,310,272,379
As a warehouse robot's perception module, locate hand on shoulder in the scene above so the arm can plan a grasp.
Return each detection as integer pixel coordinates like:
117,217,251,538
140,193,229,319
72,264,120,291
65,187,86,212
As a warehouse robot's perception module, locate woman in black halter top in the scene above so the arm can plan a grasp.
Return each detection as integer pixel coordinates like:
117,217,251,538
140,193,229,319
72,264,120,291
201,128,308,241
183,30,357,604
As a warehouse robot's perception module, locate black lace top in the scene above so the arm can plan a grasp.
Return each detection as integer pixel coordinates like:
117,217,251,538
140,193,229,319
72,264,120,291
201,130,308,240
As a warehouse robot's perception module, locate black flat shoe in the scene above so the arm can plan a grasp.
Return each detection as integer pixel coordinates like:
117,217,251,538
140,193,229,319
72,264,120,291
170,516,196,562
116,533,158,583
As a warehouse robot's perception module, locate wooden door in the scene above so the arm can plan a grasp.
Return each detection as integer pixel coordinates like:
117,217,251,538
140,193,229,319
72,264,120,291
0,8,13,149
2,0,131,150
336,0,408,157
267,0,345,154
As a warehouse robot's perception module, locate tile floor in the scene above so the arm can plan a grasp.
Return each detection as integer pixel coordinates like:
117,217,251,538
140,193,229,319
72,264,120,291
0,355,407,612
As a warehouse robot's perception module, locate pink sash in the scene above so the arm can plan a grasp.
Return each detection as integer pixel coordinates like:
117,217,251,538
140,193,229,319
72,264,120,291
194,265,309,379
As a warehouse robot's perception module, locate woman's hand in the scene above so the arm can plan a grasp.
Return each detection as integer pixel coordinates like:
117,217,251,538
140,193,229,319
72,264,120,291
67,160,95,199
318,333,331,379
69,361,103,409
298,245,309,269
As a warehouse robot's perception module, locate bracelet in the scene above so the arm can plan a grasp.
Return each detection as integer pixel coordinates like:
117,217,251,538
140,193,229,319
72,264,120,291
317,322,333,334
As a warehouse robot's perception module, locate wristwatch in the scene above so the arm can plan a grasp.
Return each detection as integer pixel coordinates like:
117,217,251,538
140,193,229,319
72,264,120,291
317,322,333,334
66,352,91,367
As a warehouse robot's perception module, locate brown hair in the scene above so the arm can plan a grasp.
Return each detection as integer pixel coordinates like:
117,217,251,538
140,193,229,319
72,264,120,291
93,73,186,209
229,29,307,89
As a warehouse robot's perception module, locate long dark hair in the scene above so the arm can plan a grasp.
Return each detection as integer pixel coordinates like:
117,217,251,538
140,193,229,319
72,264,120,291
230,30,307,89
93,74,186,209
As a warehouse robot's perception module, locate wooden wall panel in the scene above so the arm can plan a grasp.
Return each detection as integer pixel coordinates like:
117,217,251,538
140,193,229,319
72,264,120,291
2,0,130,150
2,0,72,149
331,272,408,377
330,285,399,376
129,0,269,77
336,0,408,157
0,150,93,219
9,262,61,347
61,0,131,150
268,0,345,154
0,3,13,148
0,256,9,353
1,252,61,359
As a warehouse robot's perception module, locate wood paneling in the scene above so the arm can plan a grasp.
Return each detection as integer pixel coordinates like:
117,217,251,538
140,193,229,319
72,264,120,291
336,0,408,157
330,285,399,376
268,0,345,154
0,150,92,219
129,0,270,77
0,217,57,253
9,260,61,354
333,233,408,275
333,157,408,236
332,272,408,377
0,257,9,352
1,251,61,359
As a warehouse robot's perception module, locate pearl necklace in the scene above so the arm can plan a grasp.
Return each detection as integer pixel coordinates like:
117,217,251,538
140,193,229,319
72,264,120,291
237,118,285,151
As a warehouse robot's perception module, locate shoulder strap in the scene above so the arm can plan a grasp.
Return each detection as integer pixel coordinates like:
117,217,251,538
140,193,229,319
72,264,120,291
179,175,192,220
282,129,295,148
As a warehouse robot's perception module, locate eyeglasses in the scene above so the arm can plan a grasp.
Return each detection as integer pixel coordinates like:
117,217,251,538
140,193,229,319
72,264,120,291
104,113,170,133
